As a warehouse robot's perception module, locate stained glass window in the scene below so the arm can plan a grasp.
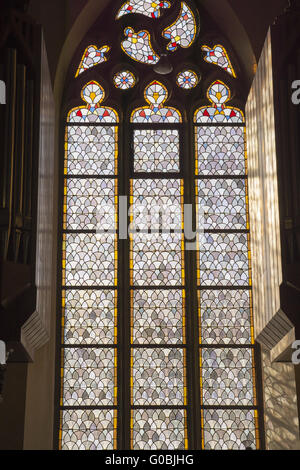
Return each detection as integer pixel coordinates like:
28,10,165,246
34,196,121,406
58,0,262,451
130,88,187,450
176,70,199,89
113,70,136,90
162,2,197,52
132,410,187,450
60,410,116,450
132,289,184,344
133,129,180,173
195,126,246,176
203,410,258,450
202,44,236,78
194,80,244,123
75,45,110,77
60,81,118,450
195,82,259,450
131,81,182,123
68,81,118,123
116,0,170,19
121,27,160,65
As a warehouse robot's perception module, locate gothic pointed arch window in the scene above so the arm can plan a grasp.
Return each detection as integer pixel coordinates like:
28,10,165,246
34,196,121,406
56,0,263,451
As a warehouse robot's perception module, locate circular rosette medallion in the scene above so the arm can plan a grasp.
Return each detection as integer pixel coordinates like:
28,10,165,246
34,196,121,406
176,70,199,89
113,70,136,90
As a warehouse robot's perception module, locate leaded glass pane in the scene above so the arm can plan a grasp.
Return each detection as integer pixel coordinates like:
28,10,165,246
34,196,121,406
61,409,116,450
199,290,251,345
63,290,116,345
132,409,186,450
62,348,116,406
203,409,257,450
201,348,254,406
63,233,117,286
134,129,180,173
131,179,182,231
197,179,247,230
130,233,184,286
65,126,117,176
64,179,116,231
198,233,249,286
195,127,245,176
132,348,185,405
132,289,184,344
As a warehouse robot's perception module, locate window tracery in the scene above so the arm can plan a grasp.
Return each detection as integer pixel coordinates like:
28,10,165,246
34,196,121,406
58,0,262,451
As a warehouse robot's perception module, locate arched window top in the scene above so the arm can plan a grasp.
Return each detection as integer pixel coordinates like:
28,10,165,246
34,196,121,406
131,81,182,123
194,81,244,123
67,81,119,123
58,1,261,452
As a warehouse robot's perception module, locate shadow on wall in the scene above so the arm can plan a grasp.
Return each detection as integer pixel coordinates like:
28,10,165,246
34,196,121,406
262,348,300,450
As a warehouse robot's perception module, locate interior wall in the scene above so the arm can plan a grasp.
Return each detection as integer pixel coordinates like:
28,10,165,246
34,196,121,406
228,0,288,58
261,348,300,449
23,344,55,449
22,32,56,451
246,30,283,342
0,364,27,450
